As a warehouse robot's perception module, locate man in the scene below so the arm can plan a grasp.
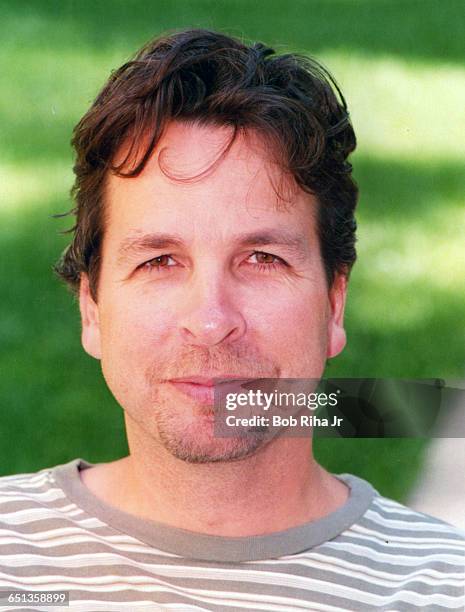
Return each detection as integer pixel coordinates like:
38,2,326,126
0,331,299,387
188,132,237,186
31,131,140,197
0,28,463,611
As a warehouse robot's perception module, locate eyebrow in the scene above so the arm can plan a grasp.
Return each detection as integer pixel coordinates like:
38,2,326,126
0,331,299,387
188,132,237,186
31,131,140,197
117,232,184,267
233,230,308,251
117,229,310,266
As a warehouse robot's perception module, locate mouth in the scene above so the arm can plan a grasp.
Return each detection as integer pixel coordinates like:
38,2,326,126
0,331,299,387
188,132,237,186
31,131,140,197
167,376,248,405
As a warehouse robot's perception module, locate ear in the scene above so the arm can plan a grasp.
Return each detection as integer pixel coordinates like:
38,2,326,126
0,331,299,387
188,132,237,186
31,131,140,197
79,274,102,360
326,273,348,359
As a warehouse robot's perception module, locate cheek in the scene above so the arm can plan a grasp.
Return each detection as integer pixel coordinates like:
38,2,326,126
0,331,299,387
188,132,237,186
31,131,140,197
98,296,174,366
249,287,329,357
97,297,177,411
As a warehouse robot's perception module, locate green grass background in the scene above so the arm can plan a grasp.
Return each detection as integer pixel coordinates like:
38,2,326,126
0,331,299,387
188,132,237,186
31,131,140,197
1,0,464,502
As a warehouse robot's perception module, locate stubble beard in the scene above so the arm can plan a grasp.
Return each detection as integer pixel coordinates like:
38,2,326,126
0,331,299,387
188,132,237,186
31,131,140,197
154,403,272,464
142,346,280,464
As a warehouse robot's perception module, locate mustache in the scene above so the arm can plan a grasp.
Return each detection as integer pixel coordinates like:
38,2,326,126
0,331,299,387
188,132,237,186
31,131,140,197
145,344,279,382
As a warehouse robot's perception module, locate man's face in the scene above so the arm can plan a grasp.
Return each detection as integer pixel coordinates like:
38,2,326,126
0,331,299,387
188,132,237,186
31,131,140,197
80,121,347,463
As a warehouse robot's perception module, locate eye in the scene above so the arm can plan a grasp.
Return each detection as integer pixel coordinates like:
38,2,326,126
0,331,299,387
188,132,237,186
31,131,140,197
140,254,176,272
247,251,287,271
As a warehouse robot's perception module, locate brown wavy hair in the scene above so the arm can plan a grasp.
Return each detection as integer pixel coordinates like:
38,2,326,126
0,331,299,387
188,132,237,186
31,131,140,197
55,28,358,299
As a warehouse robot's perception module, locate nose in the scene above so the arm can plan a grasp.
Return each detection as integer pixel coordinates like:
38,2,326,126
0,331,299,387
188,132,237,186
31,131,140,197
178,267,246,347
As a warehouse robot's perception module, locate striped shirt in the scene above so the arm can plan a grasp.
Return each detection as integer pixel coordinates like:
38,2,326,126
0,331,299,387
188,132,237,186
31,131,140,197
0,458,463,611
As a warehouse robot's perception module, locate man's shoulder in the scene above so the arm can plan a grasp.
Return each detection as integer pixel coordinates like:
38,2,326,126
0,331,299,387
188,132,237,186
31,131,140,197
0,464,57,484
0,465,53,488
353,486,465,546
0,462,70,510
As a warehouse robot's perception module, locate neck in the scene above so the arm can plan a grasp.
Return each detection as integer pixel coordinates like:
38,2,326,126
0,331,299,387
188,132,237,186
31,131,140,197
81,419,349,537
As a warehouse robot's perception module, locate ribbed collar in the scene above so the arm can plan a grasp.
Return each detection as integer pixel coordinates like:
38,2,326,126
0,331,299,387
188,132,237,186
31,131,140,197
53,458,376,563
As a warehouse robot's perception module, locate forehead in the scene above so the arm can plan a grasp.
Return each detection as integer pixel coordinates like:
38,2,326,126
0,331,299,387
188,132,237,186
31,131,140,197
104,121,317,241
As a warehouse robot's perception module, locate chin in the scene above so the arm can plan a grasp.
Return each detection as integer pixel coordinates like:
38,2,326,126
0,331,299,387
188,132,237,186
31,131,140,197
156,413,270,464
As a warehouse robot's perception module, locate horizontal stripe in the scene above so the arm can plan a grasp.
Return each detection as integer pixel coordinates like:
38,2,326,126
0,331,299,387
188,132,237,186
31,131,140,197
344,527,465,550
0,539,180,556
361,511,464,534
1,553,463,592
0,506,86,523
324,540,465,565
0,489,66,502
0,471,50,484
0,570,463,609
261,551,465,583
